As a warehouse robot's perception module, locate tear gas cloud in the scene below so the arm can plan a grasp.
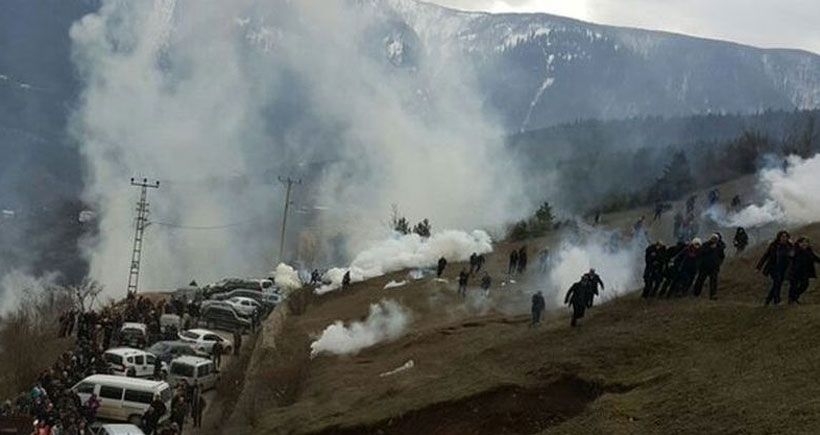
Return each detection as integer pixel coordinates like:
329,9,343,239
271,263,302,292
69,0,527,297
310,299,410,357
317,229,492,294
707,154,820,229
545,227,644,306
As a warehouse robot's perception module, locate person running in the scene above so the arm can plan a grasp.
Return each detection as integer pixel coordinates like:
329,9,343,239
788,237,820,304
458,269,469,297
693,234,726,300
582,269,605,308
531,291,546,327
733,227,749,253
658,241,686,298
642,241,666,298
673,238,702,297
757,230,793,306
565,279,589,327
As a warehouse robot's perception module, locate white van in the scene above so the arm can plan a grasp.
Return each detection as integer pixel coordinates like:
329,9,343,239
167,356,218,391
104,348,164,378
72,375,172,426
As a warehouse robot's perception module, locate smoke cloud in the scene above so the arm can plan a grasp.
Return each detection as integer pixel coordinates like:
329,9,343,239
270,263,302,292
69,0,527,297
317,229,492,294
310,299,411,357
545,226,643,306
711,154,820,229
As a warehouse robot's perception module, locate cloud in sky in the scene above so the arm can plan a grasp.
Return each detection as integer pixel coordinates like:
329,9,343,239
426,0,820,55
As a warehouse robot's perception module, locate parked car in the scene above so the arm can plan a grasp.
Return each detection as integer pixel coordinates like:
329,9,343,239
146,340,207,364
209,289,280,315
200,304,252,333
72,375,172,426
118,323,148,349
226,296,261,317
104,348,166,378
178,329,233,354
90,423,145,435
167,356,219,391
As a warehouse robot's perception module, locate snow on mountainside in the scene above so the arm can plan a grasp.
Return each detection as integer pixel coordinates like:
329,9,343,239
381,0,820,131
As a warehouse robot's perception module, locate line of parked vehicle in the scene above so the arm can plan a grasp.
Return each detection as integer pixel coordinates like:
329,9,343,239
70,283,285,432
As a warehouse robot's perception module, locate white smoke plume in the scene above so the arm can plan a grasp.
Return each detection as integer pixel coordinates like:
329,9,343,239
709,154,820,229
310,299,411,357
69,0,527,298
317,229,492,294
545,227,643,306
271,263,302,292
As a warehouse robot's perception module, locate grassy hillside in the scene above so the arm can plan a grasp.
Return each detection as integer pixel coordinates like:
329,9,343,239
219,180,819,435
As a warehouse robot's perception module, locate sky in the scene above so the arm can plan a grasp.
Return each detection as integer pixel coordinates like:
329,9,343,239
426,0,820,55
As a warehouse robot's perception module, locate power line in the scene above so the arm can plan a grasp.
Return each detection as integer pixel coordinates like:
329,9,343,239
152,217,271,230
127,177,159,296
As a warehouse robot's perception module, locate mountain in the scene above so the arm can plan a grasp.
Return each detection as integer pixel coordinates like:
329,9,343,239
383,0,820,131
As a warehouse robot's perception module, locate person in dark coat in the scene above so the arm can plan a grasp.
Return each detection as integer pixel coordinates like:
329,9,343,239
191,391,206,428
508,249,519,275
476,254,485,272
565,280,588,327
757,230,793,306
531,291,546,327
734,227,749,253
582,269,604,308
480,273,492,295
212,341,223,370
693,234,726,299
342,271,351,289
457,269,469,297
642,241,666,298
672,238,702,297
469,253,478,273
658,241,686,297
436,257,447,278
517,246,528,273
788,237,820,304
233,329,242,356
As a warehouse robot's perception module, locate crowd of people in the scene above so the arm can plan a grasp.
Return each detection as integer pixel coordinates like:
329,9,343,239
0,291,220,435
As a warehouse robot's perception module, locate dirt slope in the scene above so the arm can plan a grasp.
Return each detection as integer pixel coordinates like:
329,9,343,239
223,178,820,435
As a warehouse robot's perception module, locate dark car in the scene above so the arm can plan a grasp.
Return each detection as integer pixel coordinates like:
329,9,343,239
200,305,252,333
146,340,206,364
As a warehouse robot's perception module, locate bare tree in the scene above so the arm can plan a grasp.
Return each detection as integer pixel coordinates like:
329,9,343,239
62,278,104,313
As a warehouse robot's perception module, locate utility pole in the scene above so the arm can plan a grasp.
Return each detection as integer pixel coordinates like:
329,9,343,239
127,177,160,296
278,176,301,263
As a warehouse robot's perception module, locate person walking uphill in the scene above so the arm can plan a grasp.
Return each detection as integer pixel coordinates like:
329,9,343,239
693,233,726,300
509,249,519,275
458,269,469,297
788,237,820,304
758,231,793,306
437,257,447,278
531,291,546,327
565,279,589,327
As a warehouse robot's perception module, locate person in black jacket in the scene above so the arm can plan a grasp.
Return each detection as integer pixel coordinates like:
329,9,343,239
672,238,702,297
757,230,792,306
642,241,666,298
582,269,605,307
693,234,726,299
508,250,519,275
733,227,749,253
565,280,589,327
658,241,686,298
788,237,820,304
436,257,447,277
531,291,546,327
